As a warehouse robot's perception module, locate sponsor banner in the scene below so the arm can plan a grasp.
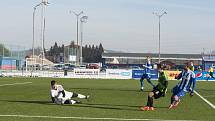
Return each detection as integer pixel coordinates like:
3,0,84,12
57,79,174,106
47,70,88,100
132,69,158,79
74,69,100,76
0,65,16,70
106,69,132,79
164,71,215,81
164,71,181,80
195,71,215,81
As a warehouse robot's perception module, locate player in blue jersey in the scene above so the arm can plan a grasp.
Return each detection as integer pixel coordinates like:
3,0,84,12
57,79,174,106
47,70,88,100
169,65,196,109
187,62,196,97
139,56,156,91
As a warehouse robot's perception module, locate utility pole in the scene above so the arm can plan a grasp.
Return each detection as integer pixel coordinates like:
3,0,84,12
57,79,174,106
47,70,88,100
71,11,83,66
80,16,88,65
153,11,167,64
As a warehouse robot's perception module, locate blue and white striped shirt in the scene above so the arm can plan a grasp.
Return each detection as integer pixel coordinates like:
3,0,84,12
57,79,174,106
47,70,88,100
177,70,192,92
144,61,152,75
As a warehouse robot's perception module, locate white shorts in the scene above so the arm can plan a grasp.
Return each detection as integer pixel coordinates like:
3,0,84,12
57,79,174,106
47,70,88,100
51,90,74,104
64,91,73,100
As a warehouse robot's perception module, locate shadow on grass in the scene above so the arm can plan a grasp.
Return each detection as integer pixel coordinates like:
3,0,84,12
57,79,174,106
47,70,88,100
0,100,54,105
65,103,140,111
0,100,141,111
0,100,168,111
83,103,140,108
69,87,151,93
68,103,168,111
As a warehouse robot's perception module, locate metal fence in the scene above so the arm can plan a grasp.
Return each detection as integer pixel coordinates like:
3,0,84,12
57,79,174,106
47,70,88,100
0,44,27,71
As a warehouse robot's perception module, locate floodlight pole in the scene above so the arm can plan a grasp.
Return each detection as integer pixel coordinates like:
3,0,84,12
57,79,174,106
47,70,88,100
153,11,167,64
80,16,88,65
40,0,49,70
72,11,83,66
33,3,43,72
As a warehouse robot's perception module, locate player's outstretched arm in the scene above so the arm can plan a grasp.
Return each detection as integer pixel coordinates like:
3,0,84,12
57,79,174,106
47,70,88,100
175,72,183,80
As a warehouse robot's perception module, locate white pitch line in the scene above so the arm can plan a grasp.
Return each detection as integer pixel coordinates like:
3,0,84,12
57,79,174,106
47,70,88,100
194,90,215,109
0,114,198,121
0,82,32,87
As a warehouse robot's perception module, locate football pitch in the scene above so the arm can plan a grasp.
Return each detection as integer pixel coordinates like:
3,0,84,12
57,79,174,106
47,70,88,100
0,78,214,121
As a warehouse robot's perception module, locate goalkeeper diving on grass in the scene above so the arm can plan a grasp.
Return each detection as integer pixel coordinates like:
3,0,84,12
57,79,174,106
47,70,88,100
50,80,90,105
140,69,168,111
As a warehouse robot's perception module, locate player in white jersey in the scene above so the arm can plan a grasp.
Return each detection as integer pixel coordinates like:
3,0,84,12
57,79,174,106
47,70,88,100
50,80,90,105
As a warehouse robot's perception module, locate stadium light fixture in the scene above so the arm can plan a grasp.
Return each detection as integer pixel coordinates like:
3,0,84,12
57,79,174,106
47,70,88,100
41,0,50,71
153,11,167,64
32,2,45,72
32,0,50,72
80,16,88,65
70,11,84,66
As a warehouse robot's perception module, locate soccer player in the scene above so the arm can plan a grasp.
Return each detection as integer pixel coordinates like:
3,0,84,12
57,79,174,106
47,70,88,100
140,69,168,111
197,66,202,72
139,56,156,91
169,65,196,109
50,80,90,105
189,62,195,71
206,67,215,81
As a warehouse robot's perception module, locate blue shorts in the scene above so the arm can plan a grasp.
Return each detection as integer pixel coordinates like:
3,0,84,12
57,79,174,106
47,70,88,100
172,85,186,98
141,74,151,80
176,90,186,98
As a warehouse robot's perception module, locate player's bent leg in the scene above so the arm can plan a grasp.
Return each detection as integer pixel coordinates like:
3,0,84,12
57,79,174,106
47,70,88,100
72,92,90,99
78,94,87,99
147,92,154,107
169,95,177,109
173,91,185,107
173,95,180,107
141,92,155,111
170,95,175,104
140,76,144,91
169,94,182,109
71,92,78,98
64,99,81,104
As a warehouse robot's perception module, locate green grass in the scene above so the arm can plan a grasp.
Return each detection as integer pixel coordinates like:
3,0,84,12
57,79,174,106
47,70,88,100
0,77,214,121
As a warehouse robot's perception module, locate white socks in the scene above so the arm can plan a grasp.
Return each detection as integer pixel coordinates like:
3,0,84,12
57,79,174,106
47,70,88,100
70,100,77,104
77,94,86,99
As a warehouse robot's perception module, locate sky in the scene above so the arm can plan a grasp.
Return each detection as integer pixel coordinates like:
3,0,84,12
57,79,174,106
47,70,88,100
0,0,215,54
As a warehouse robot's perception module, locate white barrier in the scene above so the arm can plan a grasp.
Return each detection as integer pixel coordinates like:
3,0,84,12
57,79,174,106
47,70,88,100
106,69,132,79
1,71,71,78
73,69,100,78
1,69,215,81
1,69,133,79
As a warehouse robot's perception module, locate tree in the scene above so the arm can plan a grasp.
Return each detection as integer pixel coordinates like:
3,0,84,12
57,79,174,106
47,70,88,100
45,42,65,63
82,43,104,63
99,43,104,54
45,42,105,63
